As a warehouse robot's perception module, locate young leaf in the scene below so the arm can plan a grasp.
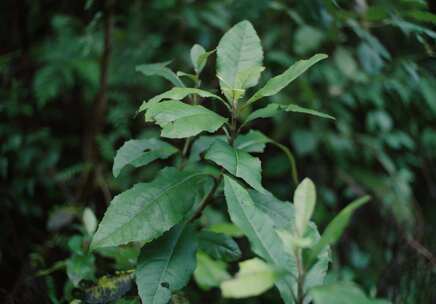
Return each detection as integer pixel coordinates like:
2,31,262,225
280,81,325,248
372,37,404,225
190,44,214,74
217,20,263,100
205,140,266,193
82,207,97,235
145,100,227,138
246,53,328,106
194,251,230,290
235,130,271,153
138,87,225,113
294,178,316,237
112,138,177,177
198,231,241,262
136,224,197,304
307,196,370,267
220,258,281,298
91,168,212,249
310,282,391,304
136,61,185,87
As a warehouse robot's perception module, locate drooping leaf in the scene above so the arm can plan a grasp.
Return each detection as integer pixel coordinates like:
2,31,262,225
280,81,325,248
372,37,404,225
198,231,241,262
235,130,271,153
294,178,316,237
310,282,391,304
307,196,370,267
220,258,282,298
217,20,263,100
246,54,328,105
82,271,135,304
285,104,335,120
136,61,185,87
145,100,227,138
138,87,225,113
112,138,177,177
136,225,197,304
205,140,266,193
91,168,212,249
194,251,230,290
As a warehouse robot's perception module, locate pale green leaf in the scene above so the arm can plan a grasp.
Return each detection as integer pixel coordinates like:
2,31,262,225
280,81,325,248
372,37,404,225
217,20,263,100
221,258,281,298
310,282,391,304
138,87,225,113
307,196,370,267
198,231,241,262
190,44,214,74
82,207,97,235
136,224,197,304
91,168,212,249
207,223,244,238
136,61,184,87
112,138,177,177
194,251,230,290
246,53,328,105
205,140,266,193
146,100,227,138
294,178,316,237
235,130,271,153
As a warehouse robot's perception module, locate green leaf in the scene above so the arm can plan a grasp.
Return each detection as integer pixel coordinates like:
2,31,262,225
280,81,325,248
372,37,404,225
91,168,212,249
66,254,95,287
223,176,296,303
198,231,241,262
310,282,391,304
82,207,97,235
190,44,214,74
294,178,316,237
136,61,184,87
235,130,271,153
246,53,328,105
307,196,370,267
207,223,244,238
221,258,281,298
217,20,263,100
112,138,178,177
285,104,335,120
189,135,227,162
138,87,225,113
145,100,227,138
136,224,197,304
205,140,266,193
194,251,230,290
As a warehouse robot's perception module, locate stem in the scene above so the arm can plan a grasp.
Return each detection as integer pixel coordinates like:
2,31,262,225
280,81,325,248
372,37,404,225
294,248,306,304
188,173,223,223
271,141,299,186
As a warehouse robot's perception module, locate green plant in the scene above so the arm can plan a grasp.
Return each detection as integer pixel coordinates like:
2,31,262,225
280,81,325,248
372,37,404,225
89,20,387,303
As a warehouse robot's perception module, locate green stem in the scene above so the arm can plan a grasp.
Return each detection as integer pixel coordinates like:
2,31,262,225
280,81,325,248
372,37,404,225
271,141,299,186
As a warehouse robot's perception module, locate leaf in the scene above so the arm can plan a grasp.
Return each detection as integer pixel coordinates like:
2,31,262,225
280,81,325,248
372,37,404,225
207,223,244,238
294,178,316,237
285,104,335,120
220,258,281,298
190,44,214,74
235,130,271,153
307,196,370,267
138,87,225,113
198,231,241,262
91,168,212,249
136,224,197,304
82,271,135,304
112,138,177,177
246,53,328,105
189,135,227,162
223,176,297,303
83,207,97,235
66,254,95,287
194,251,230,290
145,100,227,138
136,61,184,87
217,20,263,100
310,282,391,304
205,140,266,193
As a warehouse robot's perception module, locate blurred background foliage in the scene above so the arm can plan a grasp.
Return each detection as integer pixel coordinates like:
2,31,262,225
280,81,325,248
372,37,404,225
1,0,435,303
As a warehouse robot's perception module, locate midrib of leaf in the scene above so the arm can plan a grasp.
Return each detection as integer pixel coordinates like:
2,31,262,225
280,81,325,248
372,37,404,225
97,173,208,245
234,149,240,177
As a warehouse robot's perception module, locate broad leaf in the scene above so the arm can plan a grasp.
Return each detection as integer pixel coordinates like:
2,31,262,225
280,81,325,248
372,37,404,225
221,258,281,298
91,168,212,249
310,282,391,304
198,231,241,262
145,100,227,138
235,130,271,153
246,54,328,105
136,61,184,87
205,140,266,193
217,20,263,100
112,138,177,177
136,224,197,304
194,251,230,290
139,87,225,112
307,196,370,267
189,135,227,162
190,44,214,74
294,178,316,237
